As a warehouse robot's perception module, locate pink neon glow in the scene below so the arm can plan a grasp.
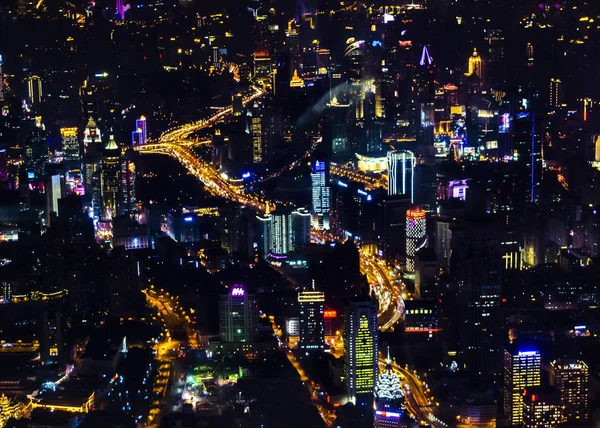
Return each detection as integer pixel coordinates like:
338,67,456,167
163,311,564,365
231,287,245,296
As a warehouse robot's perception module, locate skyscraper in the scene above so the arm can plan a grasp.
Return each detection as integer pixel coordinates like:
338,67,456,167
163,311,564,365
453,218,502,374
271,209,292,255
60,127,80,164
219,285,258,343
344,296,378,404
298,290,324,356
387,150,414,201
120,149,137,214
101,135,121,220
135,116,147,145
549,78,562,108
405,207,427,273
83,117,103,155
27,75,42,106
549,359,589,424
503,346,541,426
291,208,311,250
383,195,411,260
311,159,331,230
467,48,483,80
247,102,263,163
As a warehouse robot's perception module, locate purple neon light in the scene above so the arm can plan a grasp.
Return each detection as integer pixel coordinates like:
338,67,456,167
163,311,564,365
419,45,432,66
231,286,245,296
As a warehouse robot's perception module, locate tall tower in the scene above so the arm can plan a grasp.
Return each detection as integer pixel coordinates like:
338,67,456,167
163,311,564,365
387,150,414,201
135,116,147,145
503,346,541,426
549,359,589,424
467,48,483,80
311,159,330,230
83,117,103,155
405,207,427,273
60,127,80,166
344,296,378,404
27,75,42,106
298,290,325,356
218,285,258,343
101,135,121,220
453,218,502,374
549,78,562,108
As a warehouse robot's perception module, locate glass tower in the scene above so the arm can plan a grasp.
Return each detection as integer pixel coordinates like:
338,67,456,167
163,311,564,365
387,150,414,201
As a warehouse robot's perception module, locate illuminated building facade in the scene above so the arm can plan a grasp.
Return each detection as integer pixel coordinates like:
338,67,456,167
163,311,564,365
298,290,325,355
247,102,263,163
467,48,483,80
387,150,414,201
83,117,102,155
271,209,293,255
100,135,121,220
356,153,387,173
219,285,258,343
503,347,541,426
344,297,378,403
405,207,426,273
311,160,331,230
549,78,562,108
374,357,404,428
549,359,589,423
120,149,137,214
27,75,42,106
135,116,147,145
522,387,565,428
60,127,80,163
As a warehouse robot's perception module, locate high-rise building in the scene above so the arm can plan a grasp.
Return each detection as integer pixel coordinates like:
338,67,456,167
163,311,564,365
247,102,263,163
271,209,292,255
549,78,562,108
467,49,483,80
311,159,331,230
135,116,147,145
46,173,65,225
298,290,324,355
549,359,589,424
291,208,311,250
344,296,378,404
101,135,121,220
387,150,414,201
27,75,42,106
405,207,427,273
83,117,103,155
232,93,243,117
383,195,411,260
374,352,404,428
60,127,80,164
22,116,48,178
219,285,258,343
453,219,502,374
503,346,541,426
522,387,565,428
120,149,137,214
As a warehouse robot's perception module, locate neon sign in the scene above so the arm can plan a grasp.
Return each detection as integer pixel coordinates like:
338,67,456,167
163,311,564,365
231,287,245,296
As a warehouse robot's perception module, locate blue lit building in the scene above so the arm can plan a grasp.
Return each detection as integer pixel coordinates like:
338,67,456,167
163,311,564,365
311,159,331,230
